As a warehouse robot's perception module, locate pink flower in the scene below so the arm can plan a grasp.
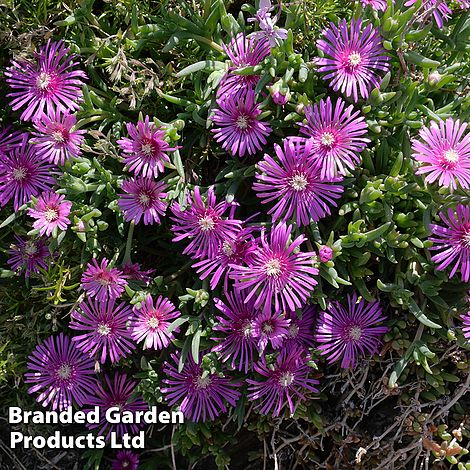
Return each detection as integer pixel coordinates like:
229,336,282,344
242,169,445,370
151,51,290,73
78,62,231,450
31,108,86,165
5,40,87,122
412,118,470,190
130,295,181,350
118,177,168,225
319,246,333,262
28,191,72,236
117,116,176,179
80,258,128,302
316,19,390,102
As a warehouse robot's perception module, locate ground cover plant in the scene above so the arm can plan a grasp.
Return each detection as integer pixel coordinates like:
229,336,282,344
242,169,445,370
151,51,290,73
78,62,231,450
0,0,470,469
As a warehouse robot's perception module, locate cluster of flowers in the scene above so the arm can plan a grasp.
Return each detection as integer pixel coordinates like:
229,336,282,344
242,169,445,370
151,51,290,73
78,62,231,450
1,3,470,468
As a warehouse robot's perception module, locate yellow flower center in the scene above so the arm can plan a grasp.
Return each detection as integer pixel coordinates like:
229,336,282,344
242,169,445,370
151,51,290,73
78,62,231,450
321,132,335,147
44,207,59,222
443,149,459,163
147,316,160,329
289,173,308,191
97,323,111,336
198,215,216,232
222,240,234,256
242,320,253,337
348,52,362,68
141,143,154,156
52,131,66,143
264,258,282,277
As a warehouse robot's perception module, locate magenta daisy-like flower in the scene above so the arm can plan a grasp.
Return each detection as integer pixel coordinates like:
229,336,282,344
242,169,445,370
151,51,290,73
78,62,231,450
247,347,319,417
315,293,388,369
211,89,272,157
230,222,318,314
316,19,390,102
7,236,49,277
300,97,370,178
0,136,56,211
404,0,451,28
253,310,291,352
0,126,25,155
161,352,241,422
25,333,97,411
122,261,155,284
86,373,147,438
193,226,257,290
130,294,181,350
212,291,259,373
117,116,176,179
5,39,87,122
118,177,168,225
411,118,470,190
80,258,128,302
462,309,470,341
112,451,140,470
171,186,242,260
28,191,72,237
253,137,344,226
360,0,388,10
284,305,316,350
70,298,135,364
31,108,86,165
428,205,470,282
218,33,271,98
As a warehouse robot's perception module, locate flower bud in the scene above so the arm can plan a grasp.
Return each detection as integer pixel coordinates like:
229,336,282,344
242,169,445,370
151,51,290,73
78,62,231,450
319,245,333,263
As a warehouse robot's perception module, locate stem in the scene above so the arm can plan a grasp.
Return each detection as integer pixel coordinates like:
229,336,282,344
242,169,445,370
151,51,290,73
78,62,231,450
123,221,135,264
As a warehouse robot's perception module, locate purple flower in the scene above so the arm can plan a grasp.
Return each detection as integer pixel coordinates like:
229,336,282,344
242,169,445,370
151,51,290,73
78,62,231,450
28,191,72,236
230,222,319,314
405,0,451,28
25,333,96,411
252,15,288,48
5,39,87,122
253,137,344,226
86,373,147,438
112,451,140,470
315,293,388,369
161,352,241,422
80,258,128,302
130,294,181,350
211,89,272,157
462,310,470,341
118,177,168,225
284,306,316,350
316,19,390,102
117,116,176,179
360,0,388,10
212,291,259,373
428,205,470,282
0,126,25,155
0,135,56,211
70,298,135,364
253,310,291,352
300,97,370,179
412,119,470,190
269,86,290,106
31,108,86,165
122,261,155,284
7,236,49,277
171,186,242,260
247,347,319,417
193,226,257,290
318,245,334,263
218,33,271,98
